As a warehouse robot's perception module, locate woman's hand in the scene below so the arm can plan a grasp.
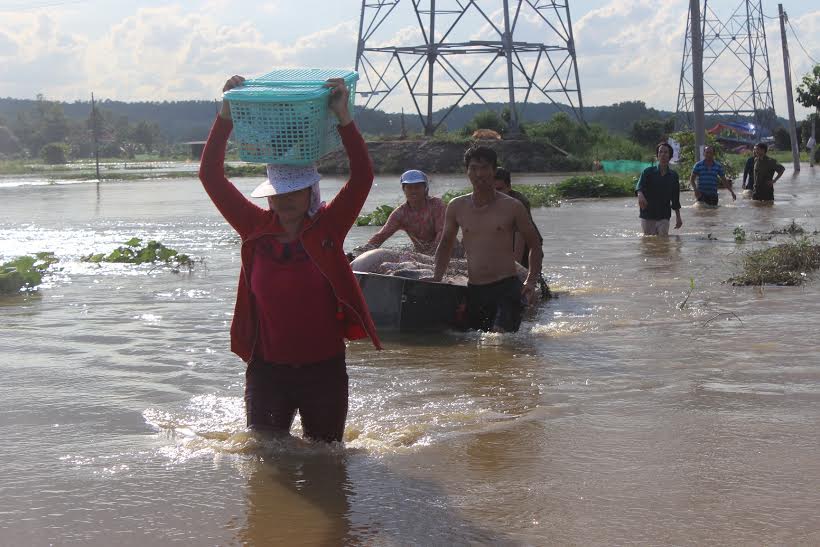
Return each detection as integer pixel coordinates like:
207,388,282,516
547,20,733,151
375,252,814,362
220,75,246,120
325,78,353,126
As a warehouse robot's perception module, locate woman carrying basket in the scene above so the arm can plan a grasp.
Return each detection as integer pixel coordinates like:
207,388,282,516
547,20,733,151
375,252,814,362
199,75,381,443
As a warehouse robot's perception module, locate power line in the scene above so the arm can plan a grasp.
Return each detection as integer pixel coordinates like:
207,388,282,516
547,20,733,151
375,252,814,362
787,19,819,65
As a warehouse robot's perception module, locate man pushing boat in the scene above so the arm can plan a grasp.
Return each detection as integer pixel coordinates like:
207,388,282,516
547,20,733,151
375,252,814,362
427,145,543,333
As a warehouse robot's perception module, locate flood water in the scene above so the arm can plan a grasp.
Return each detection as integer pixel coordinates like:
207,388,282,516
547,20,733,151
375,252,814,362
2,165,820,545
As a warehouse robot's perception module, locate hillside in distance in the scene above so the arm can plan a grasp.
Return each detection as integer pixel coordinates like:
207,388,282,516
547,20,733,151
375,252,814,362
0,96,786,143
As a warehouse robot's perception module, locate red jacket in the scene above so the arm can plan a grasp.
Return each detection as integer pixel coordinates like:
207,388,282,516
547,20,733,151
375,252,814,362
199,115,382,362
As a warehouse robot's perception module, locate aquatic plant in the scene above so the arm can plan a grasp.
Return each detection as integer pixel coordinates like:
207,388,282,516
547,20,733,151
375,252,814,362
729,236,820,286
553,175,635,198
355,205,395,227
441,189,469,204
0,252,58,294
678,277,695,310
512,184,561,207
733,226,747,243
82,238,195,272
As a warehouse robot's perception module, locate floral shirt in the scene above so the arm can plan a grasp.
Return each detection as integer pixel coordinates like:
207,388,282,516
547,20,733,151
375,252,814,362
368,196,447,255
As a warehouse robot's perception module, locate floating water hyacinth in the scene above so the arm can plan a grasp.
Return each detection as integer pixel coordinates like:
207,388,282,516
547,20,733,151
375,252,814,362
0,252,58,294
82,238,196,272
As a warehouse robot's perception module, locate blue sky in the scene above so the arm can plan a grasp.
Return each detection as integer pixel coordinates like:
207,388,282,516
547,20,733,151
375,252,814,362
0,0,817,119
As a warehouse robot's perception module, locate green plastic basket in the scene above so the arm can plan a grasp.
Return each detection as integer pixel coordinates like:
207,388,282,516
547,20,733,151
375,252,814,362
224,68,358,165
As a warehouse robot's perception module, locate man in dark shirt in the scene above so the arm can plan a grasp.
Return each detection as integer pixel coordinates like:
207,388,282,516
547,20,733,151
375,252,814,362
636,142,682,236
741,146,759,190
751,142,786,201
493,167,543,268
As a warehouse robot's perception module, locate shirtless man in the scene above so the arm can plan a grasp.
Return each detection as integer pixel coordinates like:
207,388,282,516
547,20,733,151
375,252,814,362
430,145,543,332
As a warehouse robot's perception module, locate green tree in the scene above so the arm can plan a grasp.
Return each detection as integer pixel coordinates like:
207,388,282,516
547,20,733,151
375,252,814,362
12,95,70,156
796,64,820,111
670,131,738,183
0,126,22,156
461,109,506,136
524,112,589,153
131,121,162,152
40,142,68,164
630,118,674,147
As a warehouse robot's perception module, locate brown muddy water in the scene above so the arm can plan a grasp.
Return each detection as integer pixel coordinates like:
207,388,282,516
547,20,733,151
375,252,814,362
1,166,820,546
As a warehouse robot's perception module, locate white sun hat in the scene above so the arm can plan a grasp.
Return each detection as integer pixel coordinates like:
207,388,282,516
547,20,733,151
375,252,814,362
250,164,322,198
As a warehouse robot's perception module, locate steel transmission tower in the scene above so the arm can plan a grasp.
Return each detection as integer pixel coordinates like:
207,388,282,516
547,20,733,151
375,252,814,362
676,0,776,130
355,1,584,136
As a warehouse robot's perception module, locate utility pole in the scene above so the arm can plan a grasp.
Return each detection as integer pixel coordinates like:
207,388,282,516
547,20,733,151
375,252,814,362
690,0,705,160
91,92,100,180
778,4,800,171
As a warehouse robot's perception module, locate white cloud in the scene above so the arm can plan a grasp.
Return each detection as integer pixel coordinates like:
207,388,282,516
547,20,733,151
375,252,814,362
0,3,360,101
0,0,816,121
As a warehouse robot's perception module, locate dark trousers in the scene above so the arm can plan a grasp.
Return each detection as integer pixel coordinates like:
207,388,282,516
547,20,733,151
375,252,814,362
697,193,719,206
752,187,774,201
245,353,348,443
466,276,524,332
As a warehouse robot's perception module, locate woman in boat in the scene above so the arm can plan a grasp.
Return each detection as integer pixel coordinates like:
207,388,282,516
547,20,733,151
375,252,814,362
198,74,381,443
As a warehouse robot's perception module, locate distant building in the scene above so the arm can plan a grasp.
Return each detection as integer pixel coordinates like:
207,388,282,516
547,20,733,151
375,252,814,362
181,141,207,160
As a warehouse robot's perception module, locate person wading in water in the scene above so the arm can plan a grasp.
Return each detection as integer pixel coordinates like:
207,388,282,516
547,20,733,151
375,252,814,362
198,75,380,443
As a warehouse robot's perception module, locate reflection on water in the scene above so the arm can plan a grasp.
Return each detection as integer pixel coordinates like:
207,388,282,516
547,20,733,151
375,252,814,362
1,167,820,544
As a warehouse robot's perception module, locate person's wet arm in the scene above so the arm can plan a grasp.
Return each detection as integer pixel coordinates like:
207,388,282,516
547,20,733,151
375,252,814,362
773,162,785,183
636,168,649,209
720,174,736,200
688,171,700,198
366,209,403,247
514,202,543,300
672,173,683,229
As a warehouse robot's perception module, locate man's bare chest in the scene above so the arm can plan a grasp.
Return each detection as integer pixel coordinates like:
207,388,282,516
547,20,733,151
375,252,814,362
458,209,515,238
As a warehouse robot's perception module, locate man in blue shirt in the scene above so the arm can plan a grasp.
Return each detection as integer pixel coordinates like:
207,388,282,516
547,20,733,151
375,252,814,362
636,142,682,235
688,146,736,206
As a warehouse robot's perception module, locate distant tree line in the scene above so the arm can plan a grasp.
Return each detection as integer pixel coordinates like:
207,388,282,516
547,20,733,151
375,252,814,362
0,95,171,163
1,71,811,164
